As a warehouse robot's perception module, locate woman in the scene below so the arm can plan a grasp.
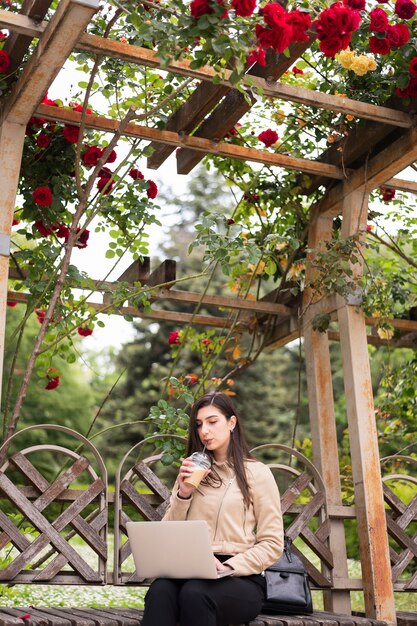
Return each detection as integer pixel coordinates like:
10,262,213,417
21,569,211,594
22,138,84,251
142,391,284,626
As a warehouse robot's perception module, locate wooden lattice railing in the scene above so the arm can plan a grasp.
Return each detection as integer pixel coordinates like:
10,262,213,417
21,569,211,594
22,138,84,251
0,425,416,597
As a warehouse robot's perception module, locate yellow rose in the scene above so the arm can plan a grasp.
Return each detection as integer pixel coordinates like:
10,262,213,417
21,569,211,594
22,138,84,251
336,48,355,69
351,55,371,76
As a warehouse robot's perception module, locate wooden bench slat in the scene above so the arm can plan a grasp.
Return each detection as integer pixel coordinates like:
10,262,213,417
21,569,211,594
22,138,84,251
25,608,74,626
86,609,138,626
0,609,30,626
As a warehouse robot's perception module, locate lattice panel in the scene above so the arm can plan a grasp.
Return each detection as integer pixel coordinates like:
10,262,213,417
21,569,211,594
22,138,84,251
251,444,332,589
382,462,417,591
115,460,171,584
0,449,107,584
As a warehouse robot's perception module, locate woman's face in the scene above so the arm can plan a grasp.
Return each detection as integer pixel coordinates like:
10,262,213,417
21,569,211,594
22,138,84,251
195,405,236,461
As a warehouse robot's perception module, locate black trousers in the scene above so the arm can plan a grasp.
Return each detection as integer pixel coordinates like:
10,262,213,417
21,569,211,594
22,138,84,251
141,574,265,626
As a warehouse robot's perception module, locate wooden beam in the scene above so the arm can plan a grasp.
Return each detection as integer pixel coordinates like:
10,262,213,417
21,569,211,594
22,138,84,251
155,287,293,316
262,315,301,350
116,259,150,283
7,273,292,315
35,103,347,179
2,0,54,76
337,190,396,623
147,82,231,170
146,260,176,288
1,10,409,130
74,35,413,128
318,125,417,216
0,122,26,418
328,330,417,348
380,177,417,194
175,37,315,175
0,0,100,126
303,214,351,613
6,290,236,328
176,88,253,175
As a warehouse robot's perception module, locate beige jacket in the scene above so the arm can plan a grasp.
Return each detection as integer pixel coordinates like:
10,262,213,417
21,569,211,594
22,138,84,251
163,459,284,577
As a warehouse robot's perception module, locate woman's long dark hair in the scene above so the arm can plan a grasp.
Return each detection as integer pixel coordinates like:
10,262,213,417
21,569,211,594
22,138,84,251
187,392,253,507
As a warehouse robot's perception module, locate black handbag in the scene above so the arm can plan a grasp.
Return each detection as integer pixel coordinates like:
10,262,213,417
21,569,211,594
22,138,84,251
262,536,313,615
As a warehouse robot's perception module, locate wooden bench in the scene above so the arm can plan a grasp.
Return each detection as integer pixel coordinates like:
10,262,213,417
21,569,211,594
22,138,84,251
0,425,416,626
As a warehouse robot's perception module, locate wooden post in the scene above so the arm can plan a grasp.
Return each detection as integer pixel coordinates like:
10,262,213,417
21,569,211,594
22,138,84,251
337,189,396,624
0,121,26,422
303,213,351,614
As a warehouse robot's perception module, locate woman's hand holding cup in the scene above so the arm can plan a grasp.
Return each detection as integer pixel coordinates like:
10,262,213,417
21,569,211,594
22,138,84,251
178,452,211,498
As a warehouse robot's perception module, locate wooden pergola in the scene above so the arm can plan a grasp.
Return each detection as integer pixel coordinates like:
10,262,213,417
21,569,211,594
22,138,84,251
1,1,417,624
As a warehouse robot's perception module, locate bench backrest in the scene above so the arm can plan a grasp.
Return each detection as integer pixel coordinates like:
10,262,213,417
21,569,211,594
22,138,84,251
0,425,416,596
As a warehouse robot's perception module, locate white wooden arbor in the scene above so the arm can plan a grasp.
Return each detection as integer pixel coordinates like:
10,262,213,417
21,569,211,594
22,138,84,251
1,1,417,624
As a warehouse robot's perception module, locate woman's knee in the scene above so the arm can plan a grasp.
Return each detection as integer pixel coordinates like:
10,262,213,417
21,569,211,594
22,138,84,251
146,578,178,601
179,580,214,609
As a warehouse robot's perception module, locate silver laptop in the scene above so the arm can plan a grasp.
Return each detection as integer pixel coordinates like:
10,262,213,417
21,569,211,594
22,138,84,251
126,520,233,579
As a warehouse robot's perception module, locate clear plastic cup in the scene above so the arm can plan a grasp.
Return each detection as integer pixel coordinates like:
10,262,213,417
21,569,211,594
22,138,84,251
184,451,212,488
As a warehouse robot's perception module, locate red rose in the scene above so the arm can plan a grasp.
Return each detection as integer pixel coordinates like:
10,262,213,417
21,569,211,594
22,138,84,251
409,57,417,77
246,47,267,67
129,168,144,180
407,77,417,96
319,35,345,57
261,2,286,27
45,368,60,390
70,102,93,115
256,22,293,54
105,149,117,163
369,36,391,55
387,23,410,47
226,218,235,225
168,331,180,345
63,125,79,144
7,301,17,307
292,66,304,75
369,8,388,32
146,180,158,199
29,117,45,127
55,223,70,241
97,177,115,195
0,50,11,74
243,192,260,203
231,0,256,17
77,327,93,336
42,93,59,107
36,133,50,149
394,0,416,19
83,145,103,166
396,85,410,98
343,0,365,8
34,221,54,237
315,2,360,57
75,227,90,249
391,23,410,46
12,217,20,226
190,0,227,19
96,168,110,179
380,186,396,201
286,10,311,43
33,187,53,206
258,129,278,147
